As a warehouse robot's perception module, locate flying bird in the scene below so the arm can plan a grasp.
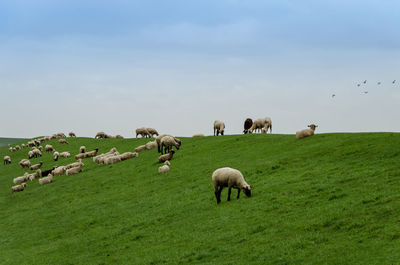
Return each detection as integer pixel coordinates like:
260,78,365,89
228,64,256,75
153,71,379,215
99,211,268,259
377,82,381,85
393,80,396,84
331,94,336,98
363,80,367,84
363,91,368,94
357,83,361,87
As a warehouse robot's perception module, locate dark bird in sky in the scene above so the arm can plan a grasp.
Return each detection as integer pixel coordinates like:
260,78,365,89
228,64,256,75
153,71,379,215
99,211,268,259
332,94,336,98
357,83,361,87
393,80,396,84
363,91,368,94
377,82,381,85
363,80,367,84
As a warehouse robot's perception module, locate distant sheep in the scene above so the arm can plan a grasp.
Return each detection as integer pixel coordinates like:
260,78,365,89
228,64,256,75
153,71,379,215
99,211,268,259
212,167,252,204
192,133,204,137
249,117,272,134
32,149,42,158
15,145,21,151
296,124,318,139
69,132,76,137
80,146,86,153
95,132,106,139
136,128,151,138
28,169,42,181
4,156,11,165
158,150,175,163
65,159,84,170
135,145,147,153
59,152,70,158
147,128,159,137
158,164,170,174
59,139,68,144
213,120,225,136
104,155,122,165
19,159,31,169
13,173,30,184
66,165,83,176
45,145,55,153
119,152,138,161
243,118,253,134
39,174,53,185
145,140,157,150
52,166,66,176
30,162,43,170
115,135,124,139
28,150,34,159
12,183,27,193
164,160,170,166
75,148,99,160
54,151,60,161
160,136,181,154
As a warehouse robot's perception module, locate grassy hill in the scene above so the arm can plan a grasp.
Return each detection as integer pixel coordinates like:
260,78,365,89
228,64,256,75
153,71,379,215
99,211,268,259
1,133,400,264
0,137,28,147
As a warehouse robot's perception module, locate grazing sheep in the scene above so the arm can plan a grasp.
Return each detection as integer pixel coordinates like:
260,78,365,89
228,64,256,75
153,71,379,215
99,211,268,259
38,146,43,152
192,133,204,137
80,146,86,153
158,150,175,163
95,131,106,139
57,133,67,138
213,120,225,136
4,156,11,165
115,134,124,139
54,151,60,161
212,167,252,204
119,152,138,161
136,128,151,138
8,147,13,153
66,165,83,176
158,164,170,174
45,144,54,153
59,139,68,144
243,118,253,134
160,136,181,154
30,162,43,170
28,169,42,181
39,174,53,185
296,124,318,139
15,145,21,151
13,173,30,184
145,140,157,150
135,145,147,153
21,143,26,149
263,117,272,134
59,152,71,158
12,183,27,193
249,118,265,133
19,159,31,169
32,149,42,158
147,128,159,137
52,166,66,176
69,132,76,137
65,159,84,170
164,160,170,166
42,167,56,177
156,134,182,153
28,150,34,159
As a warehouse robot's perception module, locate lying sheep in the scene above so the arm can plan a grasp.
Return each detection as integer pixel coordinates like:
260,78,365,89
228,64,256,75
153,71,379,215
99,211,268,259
119,152,138,161
160,135,181,154
13,173,30,184
65,159,84,170
52,166,66,176
296,124,318,139
136,128,151,138
158,164,170,174
28,169,42,181
158,150,175,163
32,149,42,158
45,144,54,153
80,146,86,153
135,145,147,153
75,148,99,160
39,174,53,185
104,155,121,165
145,140,157,150
192,133,204,137
213,120,225,136
243,118,253,134
19,159,31,169
30,162,43,170
212,167,252,204
95,131,106,139
4,156,11,165
69,132,76,137
147,128,159,137
59,139,68,144
66,165,82,176
12,183,27,193
59,152,70,158
164,160,170,166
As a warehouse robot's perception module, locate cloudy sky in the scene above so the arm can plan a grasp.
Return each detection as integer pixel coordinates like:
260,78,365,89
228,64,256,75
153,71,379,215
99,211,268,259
1,0,399,138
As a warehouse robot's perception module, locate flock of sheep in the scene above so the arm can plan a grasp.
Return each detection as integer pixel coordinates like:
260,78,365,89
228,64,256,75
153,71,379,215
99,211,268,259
5,119,318,203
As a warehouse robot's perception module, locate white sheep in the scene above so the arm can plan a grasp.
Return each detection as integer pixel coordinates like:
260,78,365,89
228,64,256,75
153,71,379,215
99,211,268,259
213,120,225,136
32,149,42,158
156,134,182,154
158,150,175,163
59,139,68,144
75,148,99,160
21,143,26,149
104,155,122,165
119,152,138,161
160,136,181,154
136,128,151,138
13,173,30,184
45,144,54,153
135,145,147,153
146,128,159,137
145,140,157,150
249,117,272,134
296,124,318,139
164,160,170,166
52,166,66,176
54,151,60,161
80,146,86,153
69,132,76,137
30,162,43,170
66,165,82,176
39,174,53,185
158,165,170,174
192,133,204,137
95,131,106,139
4,156,11,165
28,169,42,181
12,183,27,193
15,145,21,151
59,152,70,158
19,159,31,169
65,159,84,170
212,167,252,204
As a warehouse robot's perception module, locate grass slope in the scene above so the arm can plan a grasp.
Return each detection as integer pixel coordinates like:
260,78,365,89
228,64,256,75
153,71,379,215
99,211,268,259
1,133,400,264
0,138,28,147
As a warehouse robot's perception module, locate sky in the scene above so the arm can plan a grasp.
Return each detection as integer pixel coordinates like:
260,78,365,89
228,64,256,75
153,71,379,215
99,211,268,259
1,0,400,138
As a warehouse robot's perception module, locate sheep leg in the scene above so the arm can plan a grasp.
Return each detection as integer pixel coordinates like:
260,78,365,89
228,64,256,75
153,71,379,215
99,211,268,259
237,188,240,199
227,187,232,201
215,186,222,204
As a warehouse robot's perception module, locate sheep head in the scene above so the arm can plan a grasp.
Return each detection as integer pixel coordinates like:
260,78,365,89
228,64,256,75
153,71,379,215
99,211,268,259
308,124,318,130
243,186,252,197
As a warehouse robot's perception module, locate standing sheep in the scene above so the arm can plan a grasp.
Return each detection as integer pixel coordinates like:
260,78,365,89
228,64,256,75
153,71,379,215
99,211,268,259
59,152,71,158
59,139,68,144
158,150,175,163
19,159,31,169
146,128,159,137
80,146,86,153
4,156,11,165
296,124,318,139
12,183,27,193
213,120,225,136
160,135,181,154
95,132,106,139
45,144,54,153
156,134,182,154
243,118,253,134
30,162,43,170
212,167,252,204
192,133,204,137
136,128,152,138
69,132,76,137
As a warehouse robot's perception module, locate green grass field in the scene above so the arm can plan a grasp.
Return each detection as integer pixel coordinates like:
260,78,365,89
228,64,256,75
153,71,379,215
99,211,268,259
1,133,400,264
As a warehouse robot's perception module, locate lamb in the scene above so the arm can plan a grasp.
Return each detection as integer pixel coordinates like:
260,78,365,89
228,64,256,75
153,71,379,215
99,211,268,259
135,145,147,153
52,166,66,176
69,132,76,137
213,120,225,136
160,135,181,154
39,174,53,185
59,152,71,158
146,128,159,137
80,146,86,153
95,131,106,139
158,164,170,174
296,124,318,139
28,169,42,181
243,118,253,134
212,167,252,204
66,165,83,176
158,150,175,163
45,144,55,153
19,159,31,169
145,140,157,150
156,134,182,153
12,183,27,193
30,162,43,170
58,139,68,144
119,152,138,161
136,128,151,138
13,173,30,184
4,156,11,165
65,159,84,170
192,133,204,137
